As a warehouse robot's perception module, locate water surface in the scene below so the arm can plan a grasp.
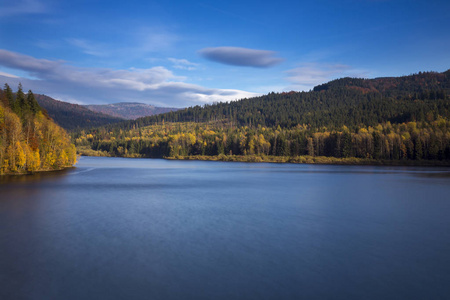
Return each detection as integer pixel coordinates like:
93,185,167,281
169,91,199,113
1,157,450,299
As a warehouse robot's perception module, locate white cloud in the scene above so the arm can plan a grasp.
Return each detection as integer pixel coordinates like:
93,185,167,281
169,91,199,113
0,49,258,107
199,47,283,68
66,38,108,57
285,63,370,91
168,58,199,71
0,71,19,78
133,27,179,53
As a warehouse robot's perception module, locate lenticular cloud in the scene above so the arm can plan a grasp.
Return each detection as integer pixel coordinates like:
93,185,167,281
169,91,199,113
199,47,283,68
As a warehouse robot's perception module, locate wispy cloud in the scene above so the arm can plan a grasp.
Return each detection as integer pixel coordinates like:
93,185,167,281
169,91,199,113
0,49,181,89
0,49,258,107
66,27,179,59
199,47,283,68
133,27,179,53
168,58,199,71
285,63,370,91
0,71,19,78
0,0,48,17
0,49,64,75
66,38,108,57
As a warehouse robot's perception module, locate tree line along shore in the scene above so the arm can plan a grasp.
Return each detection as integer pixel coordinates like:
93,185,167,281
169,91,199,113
3,70,450,170
0,84,76,175
74,120,450,166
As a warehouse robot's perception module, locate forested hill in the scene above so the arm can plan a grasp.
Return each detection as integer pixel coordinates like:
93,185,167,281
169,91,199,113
84,102,179,120
35,94,124,130
0,84,77,175
74,70,450,164
313,70,450,93
109,70,450,131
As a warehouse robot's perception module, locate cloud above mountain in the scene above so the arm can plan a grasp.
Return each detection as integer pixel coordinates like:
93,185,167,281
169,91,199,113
0,49,258,107
199,47,283,68
285,63,370,91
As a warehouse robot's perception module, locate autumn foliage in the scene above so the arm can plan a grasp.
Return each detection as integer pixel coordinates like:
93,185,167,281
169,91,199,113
0,84,77,175
74,119,450,164
71,71,450,165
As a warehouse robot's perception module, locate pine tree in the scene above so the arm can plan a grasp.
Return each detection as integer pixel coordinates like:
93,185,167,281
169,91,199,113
373,132,382,159
26,90,40,114
14,83,26,116
341,132,352,158
4,84,14,109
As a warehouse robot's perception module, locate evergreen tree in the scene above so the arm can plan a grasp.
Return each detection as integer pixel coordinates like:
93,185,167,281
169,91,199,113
26,90,40,114
4,83,14,109
341,132,352,158
373,132,382,160
14,83,26,116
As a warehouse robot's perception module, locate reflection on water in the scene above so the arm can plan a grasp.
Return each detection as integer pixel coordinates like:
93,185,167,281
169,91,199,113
1,156,450,300
0,168,72,185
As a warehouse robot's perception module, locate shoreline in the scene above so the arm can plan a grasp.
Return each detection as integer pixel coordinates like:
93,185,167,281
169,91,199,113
0,165,76,177
77,150,450,167
165,155,450,167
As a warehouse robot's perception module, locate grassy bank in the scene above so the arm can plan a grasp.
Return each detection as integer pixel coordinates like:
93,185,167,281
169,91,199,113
77,146,450,166
167,154,450,166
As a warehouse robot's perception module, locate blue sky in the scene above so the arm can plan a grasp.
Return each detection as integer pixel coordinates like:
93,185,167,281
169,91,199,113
0,0,449,107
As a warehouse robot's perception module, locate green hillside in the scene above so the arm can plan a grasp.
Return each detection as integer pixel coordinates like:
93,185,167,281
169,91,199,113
96,70,450,132
74,70,450,165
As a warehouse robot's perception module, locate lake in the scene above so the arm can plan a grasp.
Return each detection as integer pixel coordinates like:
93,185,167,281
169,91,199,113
1,156,450,299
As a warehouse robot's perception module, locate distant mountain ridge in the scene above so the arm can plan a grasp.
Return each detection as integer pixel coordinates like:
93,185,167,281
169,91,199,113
35,94,124,130
84,102,180,120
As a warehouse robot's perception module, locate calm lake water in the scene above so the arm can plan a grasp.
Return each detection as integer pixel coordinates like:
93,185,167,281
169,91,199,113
1,157,450,299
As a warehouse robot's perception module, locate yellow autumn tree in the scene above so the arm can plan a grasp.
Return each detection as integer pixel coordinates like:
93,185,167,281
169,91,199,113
15,141,26,170
26,147,41,172
0,92,77,175
57,149,69,167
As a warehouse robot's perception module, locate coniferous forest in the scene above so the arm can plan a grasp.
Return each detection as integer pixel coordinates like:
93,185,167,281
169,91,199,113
91,70,450,131
73,70,450,165
0,84,77,175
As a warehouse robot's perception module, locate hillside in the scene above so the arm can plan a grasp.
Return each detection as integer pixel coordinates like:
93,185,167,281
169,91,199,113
0,84,77,175
35,94,124,130
313,70,450,93
84,102,179,120
74,70,450,164
99,70,450,132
